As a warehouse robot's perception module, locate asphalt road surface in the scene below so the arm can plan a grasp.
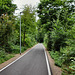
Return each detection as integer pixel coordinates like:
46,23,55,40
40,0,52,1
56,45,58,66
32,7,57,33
0,44,51,75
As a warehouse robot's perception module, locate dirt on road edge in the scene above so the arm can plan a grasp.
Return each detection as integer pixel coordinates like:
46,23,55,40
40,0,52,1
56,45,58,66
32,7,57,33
0,45,36,70
0,44,62,75
46,50,62,75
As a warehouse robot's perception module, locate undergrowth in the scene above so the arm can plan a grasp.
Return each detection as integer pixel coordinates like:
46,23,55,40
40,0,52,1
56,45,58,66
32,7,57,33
0,51,14,64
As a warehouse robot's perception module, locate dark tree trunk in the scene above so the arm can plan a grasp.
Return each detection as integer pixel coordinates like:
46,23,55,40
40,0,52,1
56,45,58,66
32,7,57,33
23,31,25,46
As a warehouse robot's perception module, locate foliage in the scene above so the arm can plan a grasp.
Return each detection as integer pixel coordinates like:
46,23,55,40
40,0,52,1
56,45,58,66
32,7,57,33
49,51,63,67
11,45,27,54
61,24,75,75
37,0,75,51
0,0,17,16
0,4,37,53
15,5,37,47
36,19,45,42
0,13,17,53
0,50,14,64
37,0,75,74
0,1,37,64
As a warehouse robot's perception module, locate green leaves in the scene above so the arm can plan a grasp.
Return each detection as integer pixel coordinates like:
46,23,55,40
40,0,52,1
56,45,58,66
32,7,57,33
37,0,75,74
0,0,17,16
15,5,37,47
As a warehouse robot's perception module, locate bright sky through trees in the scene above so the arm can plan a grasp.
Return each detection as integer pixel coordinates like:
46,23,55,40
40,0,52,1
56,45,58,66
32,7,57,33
13,0,40,20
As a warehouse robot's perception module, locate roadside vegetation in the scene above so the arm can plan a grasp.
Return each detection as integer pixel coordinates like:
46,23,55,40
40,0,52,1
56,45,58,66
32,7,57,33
0,0,37,64
0,0,75,75
37,0,75,75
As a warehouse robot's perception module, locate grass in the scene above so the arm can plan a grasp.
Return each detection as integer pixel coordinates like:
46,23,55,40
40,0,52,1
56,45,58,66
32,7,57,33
49,51,63,67
0,51,14,64
0,45,27,64
0,44,35,64
43,43,63,67
49,50,75,75
11,45,27,54
43,43,75,75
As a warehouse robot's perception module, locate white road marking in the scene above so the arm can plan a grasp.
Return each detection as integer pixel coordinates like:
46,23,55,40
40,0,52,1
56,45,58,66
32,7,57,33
42,44,51,75
0,45,37,72
0,44,51,75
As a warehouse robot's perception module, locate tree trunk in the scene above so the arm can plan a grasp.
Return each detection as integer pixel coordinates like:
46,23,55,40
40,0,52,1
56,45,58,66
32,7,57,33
23,31,25,46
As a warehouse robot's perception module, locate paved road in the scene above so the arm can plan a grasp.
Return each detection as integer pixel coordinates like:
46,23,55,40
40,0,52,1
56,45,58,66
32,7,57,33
0,44,51,75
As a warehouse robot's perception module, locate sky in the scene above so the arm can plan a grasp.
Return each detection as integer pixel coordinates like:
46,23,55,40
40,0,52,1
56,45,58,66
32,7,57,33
13,0,40,20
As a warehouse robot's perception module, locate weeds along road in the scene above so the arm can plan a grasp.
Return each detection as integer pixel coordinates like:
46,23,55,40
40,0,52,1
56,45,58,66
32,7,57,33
0,44,51,75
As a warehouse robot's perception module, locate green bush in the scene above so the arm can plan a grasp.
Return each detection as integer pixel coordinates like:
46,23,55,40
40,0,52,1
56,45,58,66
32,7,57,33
25,34,37,48
0,51,14,64
49,51,63,67
11,45,27,54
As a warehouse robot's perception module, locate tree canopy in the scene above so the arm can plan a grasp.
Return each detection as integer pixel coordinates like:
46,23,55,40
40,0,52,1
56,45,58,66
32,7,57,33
37,0,75,74
0,0,17,16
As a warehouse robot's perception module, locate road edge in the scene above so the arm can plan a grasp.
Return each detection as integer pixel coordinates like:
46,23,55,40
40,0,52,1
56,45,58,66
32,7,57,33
44,47,62,75
42,44,52,75
0,44,37,72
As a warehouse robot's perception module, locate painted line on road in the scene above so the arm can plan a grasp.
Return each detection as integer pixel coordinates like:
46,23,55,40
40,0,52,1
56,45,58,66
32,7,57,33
0,44,37,72
42,44,51,75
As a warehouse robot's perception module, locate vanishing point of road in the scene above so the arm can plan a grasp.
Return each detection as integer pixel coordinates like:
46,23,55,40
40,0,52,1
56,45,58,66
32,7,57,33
0,44,51,75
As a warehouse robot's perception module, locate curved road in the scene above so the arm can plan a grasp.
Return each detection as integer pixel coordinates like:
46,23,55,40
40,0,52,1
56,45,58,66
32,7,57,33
0,44,51,75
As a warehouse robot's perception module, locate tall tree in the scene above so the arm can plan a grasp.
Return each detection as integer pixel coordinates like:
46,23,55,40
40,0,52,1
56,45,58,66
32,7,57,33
37,0,75,50
21,5,36,46
0,0,17,16
0,0,17,52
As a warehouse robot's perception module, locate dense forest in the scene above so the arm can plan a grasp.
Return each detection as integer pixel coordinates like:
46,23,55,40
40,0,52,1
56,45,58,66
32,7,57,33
37,0,75,74
0,0,75,75
0,0,37,64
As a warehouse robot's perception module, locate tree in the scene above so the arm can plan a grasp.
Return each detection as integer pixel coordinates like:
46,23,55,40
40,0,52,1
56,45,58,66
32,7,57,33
0,14,17,52
37,0,75,74
36,19,45,43
0,0,17,52
21,5,36,46
15,5,37,47
37,0,75,51
0,0,17,16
